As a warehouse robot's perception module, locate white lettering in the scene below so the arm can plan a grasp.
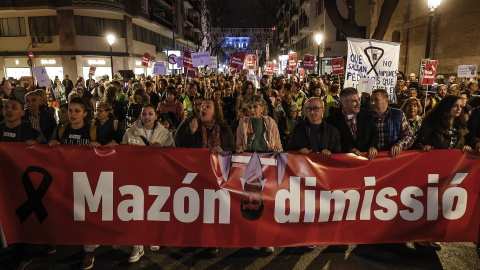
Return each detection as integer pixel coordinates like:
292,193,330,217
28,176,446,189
274,177,300,223
73,172,113,221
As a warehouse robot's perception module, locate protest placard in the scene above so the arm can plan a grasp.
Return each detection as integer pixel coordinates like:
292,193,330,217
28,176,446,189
208,56,218,69
246,55,255,70
192,51,211,67
344,38,400,102
88,66,96,77
32,66,50,87
152,62,165,75
303,54,315,70
457,65,477,78
421,60,438,85
230,52,246,69
332,57,345,75
288,52,297,70
142,52,151,67
183,51,193,68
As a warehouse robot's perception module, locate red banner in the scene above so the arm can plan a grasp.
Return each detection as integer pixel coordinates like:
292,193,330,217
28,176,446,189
229,52,246,70
422,60,438,85
1,143,479,247
183,50,193,68
288,52,297,70
303,54,315,70
332,57,345,75
246,54,255,70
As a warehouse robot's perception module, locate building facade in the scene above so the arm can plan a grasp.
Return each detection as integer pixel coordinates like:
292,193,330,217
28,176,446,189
276,0,371,75
0,0,203,81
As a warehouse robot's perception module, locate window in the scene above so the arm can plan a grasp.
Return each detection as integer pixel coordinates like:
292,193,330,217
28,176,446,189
316,0,324,16
74,16,125,38
0,17,26,37
132,24,174,50
28,16,58,36
141,0,149,14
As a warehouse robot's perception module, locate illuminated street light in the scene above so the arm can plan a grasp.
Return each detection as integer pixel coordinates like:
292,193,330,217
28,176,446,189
106,34,115,78
315,33,323,75
425,0,441,58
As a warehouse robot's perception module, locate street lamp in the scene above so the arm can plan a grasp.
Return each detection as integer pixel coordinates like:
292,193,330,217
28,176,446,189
425,0,441,58
315,33,323,76
107,34,115,79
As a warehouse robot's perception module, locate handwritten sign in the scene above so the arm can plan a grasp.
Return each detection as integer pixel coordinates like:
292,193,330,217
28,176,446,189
344,38,400,102
176,56,184,68
457,65,477,78
208,56,218,69
191,51,211,67
357,77,375,95
32,66,50,87
152,62,165,75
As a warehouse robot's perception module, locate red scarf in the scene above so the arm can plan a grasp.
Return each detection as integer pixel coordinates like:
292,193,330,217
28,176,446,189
201,120,221,149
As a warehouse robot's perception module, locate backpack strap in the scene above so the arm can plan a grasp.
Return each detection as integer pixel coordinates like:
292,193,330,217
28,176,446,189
139,136,150,146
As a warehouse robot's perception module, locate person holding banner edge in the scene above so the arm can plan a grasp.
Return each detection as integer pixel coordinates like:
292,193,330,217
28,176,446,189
370,89,414,158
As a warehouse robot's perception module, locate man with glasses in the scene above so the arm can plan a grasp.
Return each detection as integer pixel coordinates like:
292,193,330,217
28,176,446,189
286,97,341,158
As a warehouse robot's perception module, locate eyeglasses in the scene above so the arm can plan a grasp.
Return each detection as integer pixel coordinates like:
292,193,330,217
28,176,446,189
306,106,324,112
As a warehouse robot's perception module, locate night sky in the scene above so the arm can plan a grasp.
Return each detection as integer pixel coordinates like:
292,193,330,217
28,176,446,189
219,0,278,28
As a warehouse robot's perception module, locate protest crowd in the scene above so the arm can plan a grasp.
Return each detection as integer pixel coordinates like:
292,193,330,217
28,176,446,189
1,68,480,269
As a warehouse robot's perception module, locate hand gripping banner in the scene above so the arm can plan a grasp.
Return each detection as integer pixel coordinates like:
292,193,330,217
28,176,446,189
0,143,479,247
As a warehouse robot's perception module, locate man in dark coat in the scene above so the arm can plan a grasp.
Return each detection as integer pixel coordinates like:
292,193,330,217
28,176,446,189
326,87,378,160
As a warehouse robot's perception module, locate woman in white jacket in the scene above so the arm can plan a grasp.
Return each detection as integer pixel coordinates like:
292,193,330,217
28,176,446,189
122,104,174,148
121,104,174,263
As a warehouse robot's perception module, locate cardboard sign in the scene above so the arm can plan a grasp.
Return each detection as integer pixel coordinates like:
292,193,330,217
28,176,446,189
303,54,315,70
191,51,211,67
230,52,246,69
88,66,96,77
142,51,151,67
208,56,218,69
246,55,256,70
183,51,193,68
299,68,305,83
357,77,375,95
288,52,297,70
332,57,345,75
274,63,279,73
457,65,477,78
152,62,165,75
176,56,184,68
247,74,255,81
421,60,439,85
32,66,50,87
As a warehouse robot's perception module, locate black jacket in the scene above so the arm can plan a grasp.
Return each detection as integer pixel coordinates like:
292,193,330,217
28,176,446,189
286,120,342,153
326,108,378,152
468,106,480,139
175,116,235,151
22,109,57,140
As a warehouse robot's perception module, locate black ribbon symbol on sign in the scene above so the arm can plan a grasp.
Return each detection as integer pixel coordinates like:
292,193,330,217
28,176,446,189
15,166,53,224
364,46,384,76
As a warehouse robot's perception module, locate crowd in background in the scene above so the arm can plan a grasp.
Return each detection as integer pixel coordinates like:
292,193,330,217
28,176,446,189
1,69,480,269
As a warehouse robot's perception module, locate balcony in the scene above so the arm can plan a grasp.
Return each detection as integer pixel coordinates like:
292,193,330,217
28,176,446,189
72,0,125,10
187,0,200,11
300,0,310,9
299,12,309,33
290,6,299,20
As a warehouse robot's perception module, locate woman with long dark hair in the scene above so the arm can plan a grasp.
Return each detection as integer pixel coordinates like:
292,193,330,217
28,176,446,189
415,95,480,153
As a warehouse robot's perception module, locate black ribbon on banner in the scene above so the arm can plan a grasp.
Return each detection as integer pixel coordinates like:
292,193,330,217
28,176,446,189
364,46,384,76
15,166,52,224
